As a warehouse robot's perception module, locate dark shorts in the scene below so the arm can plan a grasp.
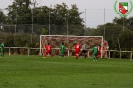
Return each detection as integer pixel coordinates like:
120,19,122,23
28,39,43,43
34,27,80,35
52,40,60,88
81,50,87,53
61,50,65,54
1,49,4,53
93,53,98,56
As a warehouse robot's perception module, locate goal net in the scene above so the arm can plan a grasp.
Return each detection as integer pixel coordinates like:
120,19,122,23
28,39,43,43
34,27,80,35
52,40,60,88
40,35,109,58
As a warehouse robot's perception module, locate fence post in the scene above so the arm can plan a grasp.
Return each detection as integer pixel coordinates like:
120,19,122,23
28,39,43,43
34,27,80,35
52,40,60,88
9,47,11,56
130,52,132,61
109,50,110,59
28,48,30,56
120,51,121,59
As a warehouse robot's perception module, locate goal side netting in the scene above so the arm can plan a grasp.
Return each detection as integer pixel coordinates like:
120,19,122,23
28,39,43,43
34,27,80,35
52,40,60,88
40,35,109,58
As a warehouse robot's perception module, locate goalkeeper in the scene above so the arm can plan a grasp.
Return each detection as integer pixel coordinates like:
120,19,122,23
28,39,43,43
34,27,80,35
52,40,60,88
0,41,4,57
60,42,66,58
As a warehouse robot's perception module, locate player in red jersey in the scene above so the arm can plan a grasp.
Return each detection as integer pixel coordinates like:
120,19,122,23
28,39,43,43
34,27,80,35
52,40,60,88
74,42,81,59
44,43,53,58
97,45,101,58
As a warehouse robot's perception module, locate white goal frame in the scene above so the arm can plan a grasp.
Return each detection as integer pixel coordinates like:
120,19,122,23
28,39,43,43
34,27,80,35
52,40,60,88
40,35,104,58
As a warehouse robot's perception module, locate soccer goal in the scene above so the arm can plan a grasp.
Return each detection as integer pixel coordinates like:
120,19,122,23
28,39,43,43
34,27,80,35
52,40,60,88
40,35,109,58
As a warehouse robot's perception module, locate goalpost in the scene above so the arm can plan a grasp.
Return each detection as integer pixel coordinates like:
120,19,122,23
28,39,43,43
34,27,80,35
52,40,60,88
40,35,109,58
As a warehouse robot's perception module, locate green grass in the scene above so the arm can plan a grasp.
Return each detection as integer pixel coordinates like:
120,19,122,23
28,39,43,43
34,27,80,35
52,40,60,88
0,55,133,88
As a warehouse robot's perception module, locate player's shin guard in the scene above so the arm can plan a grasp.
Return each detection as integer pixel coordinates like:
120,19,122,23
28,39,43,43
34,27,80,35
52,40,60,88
93,56,96,60
76,53,79,59
84,54,87,58
51,54,53,58
62,55,64,58
61,53,64,58
44,53,46,57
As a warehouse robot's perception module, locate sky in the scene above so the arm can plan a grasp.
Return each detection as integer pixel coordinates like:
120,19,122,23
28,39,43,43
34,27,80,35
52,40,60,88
0,0,133,28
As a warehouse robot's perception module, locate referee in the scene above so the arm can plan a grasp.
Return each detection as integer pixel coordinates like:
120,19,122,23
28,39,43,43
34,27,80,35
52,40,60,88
80,43,87,58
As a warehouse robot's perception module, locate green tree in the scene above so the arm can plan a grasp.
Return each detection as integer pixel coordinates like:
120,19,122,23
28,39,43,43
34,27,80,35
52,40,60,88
6,0,33,34
91,23,123,49
7,0,32,24
4,1,85,49
125,17,133,31
32,3,85,35
42,28,48,35
68,4,84,35
84,27,95,36
118,29,133,51
113,17,133,31
0,10,6,24
6,1,85,35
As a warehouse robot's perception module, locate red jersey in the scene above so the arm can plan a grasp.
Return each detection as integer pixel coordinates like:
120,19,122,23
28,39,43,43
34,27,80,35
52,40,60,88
74,44,81,51
98,46,101,54
45,45,52,51
98,45,101,58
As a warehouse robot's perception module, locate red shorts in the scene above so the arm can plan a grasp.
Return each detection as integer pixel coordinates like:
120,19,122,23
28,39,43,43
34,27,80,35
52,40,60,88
45,50,52,54
75,49,80,54
97,51,101,58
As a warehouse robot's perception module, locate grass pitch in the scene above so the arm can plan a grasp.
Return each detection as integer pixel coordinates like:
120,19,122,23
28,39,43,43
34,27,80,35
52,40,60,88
0,55,133,88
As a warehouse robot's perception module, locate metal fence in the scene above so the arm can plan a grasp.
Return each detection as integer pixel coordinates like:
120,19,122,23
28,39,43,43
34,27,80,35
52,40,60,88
1,8,133,35
4,47,133,60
